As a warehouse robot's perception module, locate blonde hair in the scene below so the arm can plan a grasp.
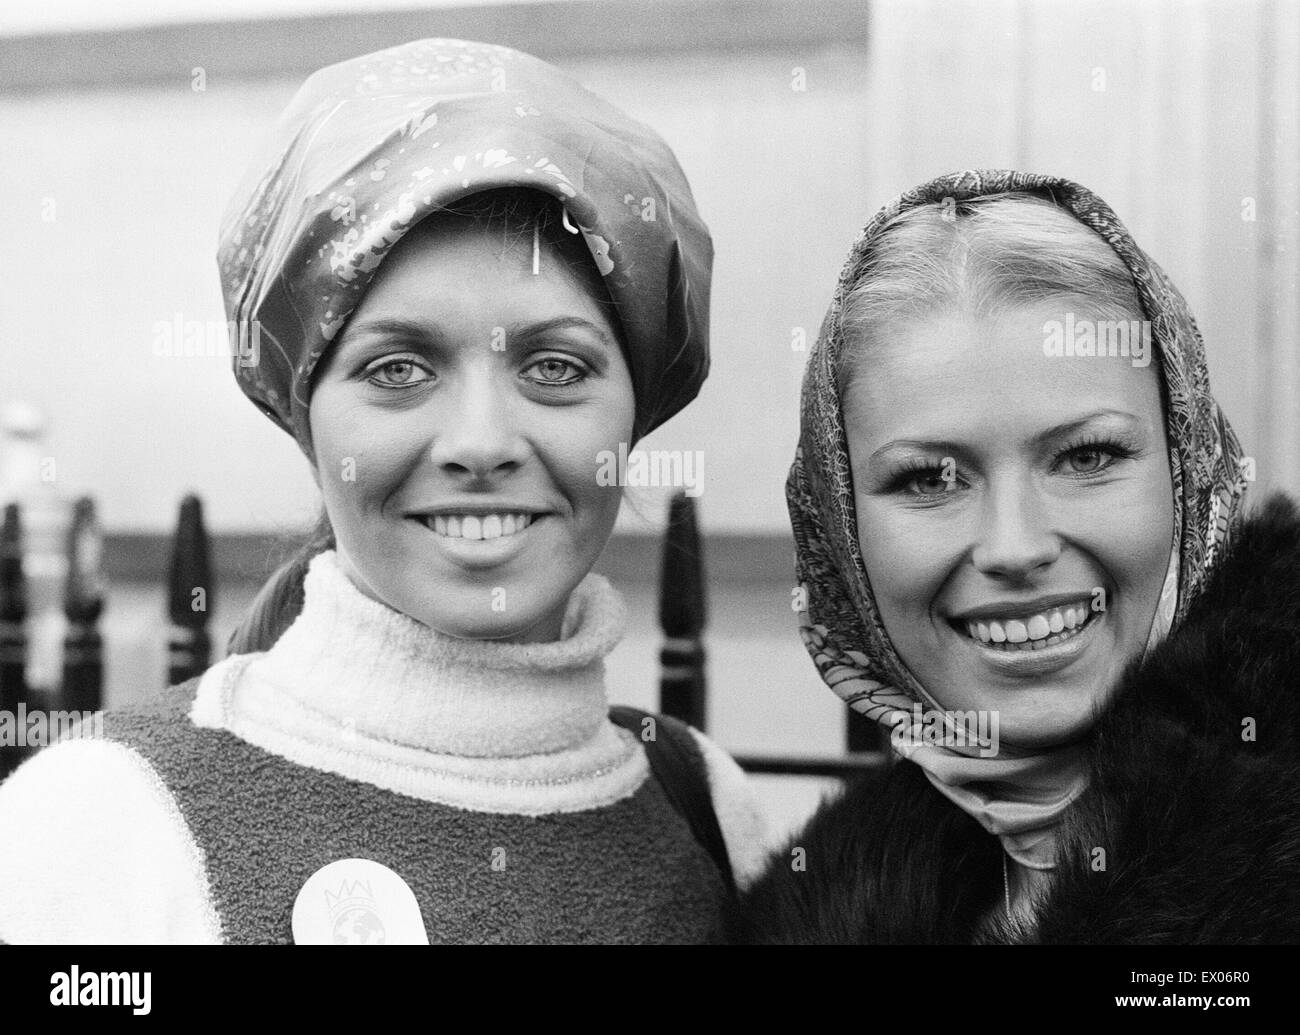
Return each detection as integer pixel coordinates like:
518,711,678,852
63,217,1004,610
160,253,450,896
839,192,1146,385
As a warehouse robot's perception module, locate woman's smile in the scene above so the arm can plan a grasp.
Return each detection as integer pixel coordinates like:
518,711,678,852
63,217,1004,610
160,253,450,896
422,512,538,541
944,592,1108,678
403,507,550,570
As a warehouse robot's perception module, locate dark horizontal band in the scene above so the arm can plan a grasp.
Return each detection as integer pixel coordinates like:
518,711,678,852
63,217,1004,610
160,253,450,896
102,529,798,586
732,752,885,778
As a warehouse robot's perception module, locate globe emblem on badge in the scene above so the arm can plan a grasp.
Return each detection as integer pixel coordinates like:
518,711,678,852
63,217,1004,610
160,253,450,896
326,879,386,945
295,859,428,945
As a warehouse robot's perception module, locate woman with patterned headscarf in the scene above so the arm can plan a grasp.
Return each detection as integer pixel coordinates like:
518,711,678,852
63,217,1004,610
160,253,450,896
731,170,1299,944
0,38,766,944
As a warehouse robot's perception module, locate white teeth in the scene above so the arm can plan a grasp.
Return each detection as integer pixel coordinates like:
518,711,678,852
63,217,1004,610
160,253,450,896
962,603,1097,649
426,513,534,540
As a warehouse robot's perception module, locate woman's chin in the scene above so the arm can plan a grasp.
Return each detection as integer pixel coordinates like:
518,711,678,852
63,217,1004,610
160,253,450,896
407,602,566,644
908,610,1134,750
988,712,1096,753
922,659,1119,753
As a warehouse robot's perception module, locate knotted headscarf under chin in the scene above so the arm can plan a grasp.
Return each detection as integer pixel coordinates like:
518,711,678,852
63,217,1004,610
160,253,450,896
787,169,1251,869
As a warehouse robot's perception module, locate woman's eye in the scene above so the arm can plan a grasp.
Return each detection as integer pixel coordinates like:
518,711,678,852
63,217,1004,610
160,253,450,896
905,472,954,495
1062,446,1113,475
524,356,586,386
894,465,959,496
366,358,432,388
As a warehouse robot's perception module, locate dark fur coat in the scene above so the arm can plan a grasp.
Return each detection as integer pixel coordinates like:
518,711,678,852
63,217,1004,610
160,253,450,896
730,493,1300,944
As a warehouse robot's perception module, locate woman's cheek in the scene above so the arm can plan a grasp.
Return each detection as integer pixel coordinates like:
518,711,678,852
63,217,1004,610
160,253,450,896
549,407,633,524
314,431,415,553
568,450,625,537
1119,475,1177,598
856,501,946,607
858,498,936,558
1077,467,1173,584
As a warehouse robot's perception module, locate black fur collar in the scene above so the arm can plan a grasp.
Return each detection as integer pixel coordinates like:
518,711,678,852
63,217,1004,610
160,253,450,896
730,493,1300,944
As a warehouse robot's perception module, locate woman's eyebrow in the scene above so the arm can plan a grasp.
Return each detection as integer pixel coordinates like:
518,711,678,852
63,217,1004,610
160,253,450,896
339,316,441,344
339,315,615,350
868,439,969,465
1029,409,1144,445
513,316,616,350
867,410,1144,464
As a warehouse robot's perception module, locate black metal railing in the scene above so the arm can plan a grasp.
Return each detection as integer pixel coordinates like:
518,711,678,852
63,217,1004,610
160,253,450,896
655,490,887,781
0,489,883,782
1,494,110,777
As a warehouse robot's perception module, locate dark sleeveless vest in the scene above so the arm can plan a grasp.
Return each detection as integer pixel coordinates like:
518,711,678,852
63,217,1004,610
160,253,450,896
104,680,727,944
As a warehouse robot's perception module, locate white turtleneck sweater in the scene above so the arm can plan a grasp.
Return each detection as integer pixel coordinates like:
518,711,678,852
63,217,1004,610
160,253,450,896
0,552,768,944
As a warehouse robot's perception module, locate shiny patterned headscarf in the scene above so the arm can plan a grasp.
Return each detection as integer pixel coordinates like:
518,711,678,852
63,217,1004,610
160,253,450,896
217,37,711,456
788,169,1252,866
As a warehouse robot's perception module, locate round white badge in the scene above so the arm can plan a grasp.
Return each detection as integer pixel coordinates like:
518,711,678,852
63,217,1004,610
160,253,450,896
292,858,430,945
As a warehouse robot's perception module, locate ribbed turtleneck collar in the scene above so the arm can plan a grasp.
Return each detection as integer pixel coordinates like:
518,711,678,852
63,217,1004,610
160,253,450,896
191,551,648,815
250,551,625,758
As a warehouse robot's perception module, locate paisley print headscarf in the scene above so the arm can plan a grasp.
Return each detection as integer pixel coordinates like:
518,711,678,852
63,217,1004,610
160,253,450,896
217,37,711,456
788,170,1251,867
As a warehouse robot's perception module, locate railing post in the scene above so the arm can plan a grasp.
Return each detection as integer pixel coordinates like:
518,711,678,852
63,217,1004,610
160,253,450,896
167,494,213,686
61,497,105,716
658,491,707,731
846,707,883,754
0,504,30,778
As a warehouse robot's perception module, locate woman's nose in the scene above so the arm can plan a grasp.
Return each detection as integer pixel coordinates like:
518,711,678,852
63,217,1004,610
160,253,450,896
969,481,1061,578
425,372,527,478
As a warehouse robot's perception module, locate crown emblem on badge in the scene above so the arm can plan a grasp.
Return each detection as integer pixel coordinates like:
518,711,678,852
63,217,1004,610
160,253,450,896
324,878,387,945
294,859,427,945
325,878,377,919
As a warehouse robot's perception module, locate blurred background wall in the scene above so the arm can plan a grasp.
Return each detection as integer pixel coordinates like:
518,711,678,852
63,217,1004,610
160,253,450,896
5,0,1296,538
2,0,1298,837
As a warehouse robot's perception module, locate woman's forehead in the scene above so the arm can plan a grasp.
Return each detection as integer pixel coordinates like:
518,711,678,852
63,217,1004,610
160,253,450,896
348,216,612,324
842,303,1165,445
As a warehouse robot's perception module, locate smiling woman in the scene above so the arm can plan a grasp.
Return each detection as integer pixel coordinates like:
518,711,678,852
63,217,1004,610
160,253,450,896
730,170,1300,945
0,38,767,946
840,197,1176,751
308,191,635,645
